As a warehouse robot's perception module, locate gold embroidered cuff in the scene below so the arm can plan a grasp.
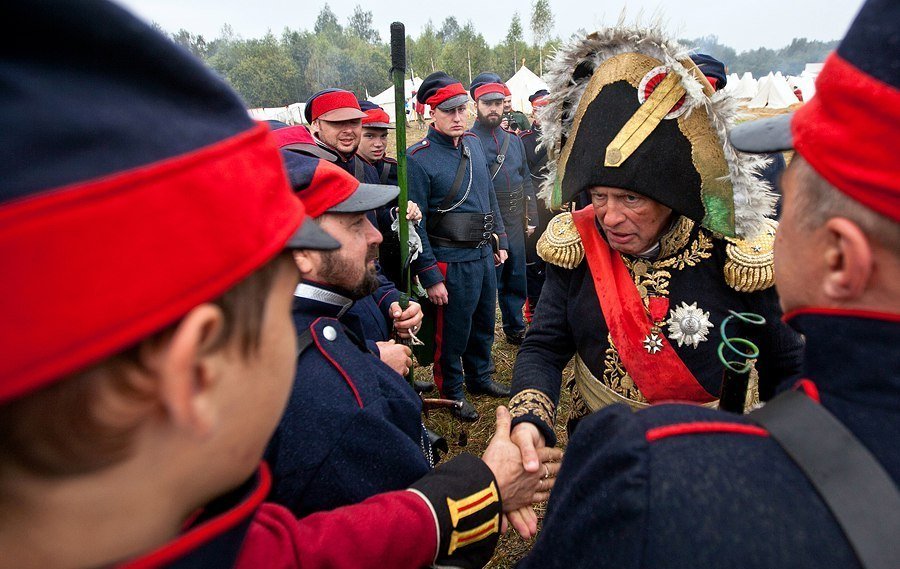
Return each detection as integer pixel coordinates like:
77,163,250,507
509,389,557,428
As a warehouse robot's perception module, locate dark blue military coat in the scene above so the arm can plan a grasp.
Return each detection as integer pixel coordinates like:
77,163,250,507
407,127,508,288
265,282,431,518
468,121,538,225
520,311,900,568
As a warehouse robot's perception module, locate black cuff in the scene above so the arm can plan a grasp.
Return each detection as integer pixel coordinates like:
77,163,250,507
410,453,502,569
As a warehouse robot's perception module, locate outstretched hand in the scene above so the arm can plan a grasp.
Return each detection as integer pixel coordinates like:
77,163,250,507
482,407,563,533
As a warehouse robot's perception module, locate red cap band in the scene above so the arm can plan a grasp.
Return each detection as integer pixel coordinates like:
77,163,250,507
0,123,304,402
362,108,392,126
310,90,362,121
793,52,900,223
530,96,549,108
474,83,507,100
295,160,359,218
425,83,467,108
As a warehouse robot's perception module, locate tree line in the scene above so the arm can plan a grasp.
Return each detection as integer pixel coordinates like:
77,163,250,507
160,3,837,109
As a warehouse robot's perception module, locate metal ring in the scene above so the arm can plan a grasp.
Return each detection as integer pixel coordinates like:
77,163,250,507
543,464,550,479
538,478,544,491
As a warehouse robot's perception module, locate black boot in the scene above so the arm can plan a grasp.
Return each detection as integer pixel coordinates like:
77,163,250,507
467,380,511,398
505,330,526,345
414,380,436,393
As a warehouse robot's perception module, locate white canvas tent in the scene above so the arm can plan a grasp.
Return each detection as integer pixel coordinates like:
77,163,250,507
248,102,306,125
729,72,758,99
368,77,424,123
504,65,548,113
747,73,800,109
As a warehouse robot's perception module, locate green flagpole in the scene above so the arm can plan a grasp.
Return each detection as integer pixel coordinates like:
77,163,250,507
390,22,413,385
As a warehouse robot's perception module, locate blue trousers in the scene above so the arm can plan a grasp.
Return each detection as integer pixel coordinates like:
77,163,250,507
496,219,527,335
433,253,497,400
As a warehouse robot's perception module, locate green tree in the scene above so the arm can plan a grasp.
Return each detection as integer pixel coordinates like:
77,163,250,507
499,12,528,77
440,22,490,85
530,0,554,75
314,4,342,37
409,21,442,76
438,17,460,43
347,5,380,43
171,28,208,58
207,32,300,107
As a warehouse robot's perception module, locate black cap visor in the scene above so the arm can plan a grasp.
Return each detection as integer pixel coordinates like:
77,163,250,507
328,183,400,214
285,217,341,250
729,113,795,153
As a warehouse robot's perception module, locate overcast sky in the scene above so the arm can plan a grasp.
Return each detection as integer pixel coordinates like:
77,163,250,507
115,0,862,54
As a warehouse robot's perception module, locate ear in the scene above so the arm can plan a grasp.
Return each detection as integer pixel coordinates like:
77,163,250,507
292,249,317,278
821,217,874,302
155,304,227,438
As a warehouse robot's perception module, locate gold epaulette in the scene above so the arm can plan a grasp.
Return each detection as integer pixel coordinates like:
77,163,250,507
537,212,584,269
724,218,777,292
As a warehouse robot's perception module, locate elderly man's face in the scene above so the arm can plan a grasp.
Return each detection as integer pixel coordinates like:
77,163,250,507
314,118,362,155
589,186,674,255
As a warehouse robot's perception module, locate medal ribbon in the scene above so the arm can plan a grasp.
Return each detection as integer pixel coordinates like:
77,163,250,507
572,206,715,403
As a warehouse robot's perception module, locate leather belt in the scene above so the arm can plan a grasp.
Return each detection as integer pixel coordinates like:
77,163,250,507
496,186,524,215
428,212,495,248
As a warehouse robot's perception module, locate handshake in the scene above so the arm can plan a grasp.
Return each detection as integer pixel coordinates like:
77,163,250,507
479,406,563,538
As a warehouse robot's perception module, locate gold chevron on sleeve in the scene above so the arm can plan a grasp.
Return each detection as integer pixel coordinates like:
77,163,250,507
605,71,685,167
447,515,501,555
446,481,499,528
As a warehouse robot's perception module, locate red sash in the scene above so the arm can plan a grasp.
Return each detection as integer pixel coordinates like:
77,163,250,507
572,206,715,403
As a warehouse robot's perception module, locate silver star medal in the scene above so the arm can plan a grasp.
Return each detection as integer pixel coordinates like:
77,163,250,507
666,302,713,348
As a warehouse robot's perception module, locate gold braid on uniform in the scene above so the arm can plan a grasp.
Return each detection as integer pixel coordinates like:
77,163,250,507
537,212,584,269
509,389,556,427
724,218,777,292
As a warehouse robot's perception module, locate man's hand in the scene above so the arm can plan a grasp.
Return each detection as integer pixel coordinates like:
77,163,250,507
405,200,422,222
482,407,563,513
494,249,509,267
426,282,449,305
510,421,546,473
526,225,537,237
390,301,423,339
376,340,413,376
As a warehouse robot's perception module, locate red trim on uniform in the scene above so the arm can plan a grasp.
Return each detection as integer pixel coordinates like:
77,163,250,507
794,379,821,403
458,493,493,513
311,318,364,408
782,306,900,324
376,291,393,307
362,108,392,126
432,262,449,395
310,90,362,121
456,522,497,545
793,52,900,223
572,207,714,403
271,124,316,147
425,83,467,108
474,83,507,101
120,464,272,569
0,123,302,404
646,422,770,442
293,160,360,217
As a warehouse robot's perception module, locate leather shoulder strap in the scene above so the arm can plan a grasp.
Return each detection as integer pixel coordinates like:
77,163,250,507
489,131,511,180
426,142,470,233
751,390,900,569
